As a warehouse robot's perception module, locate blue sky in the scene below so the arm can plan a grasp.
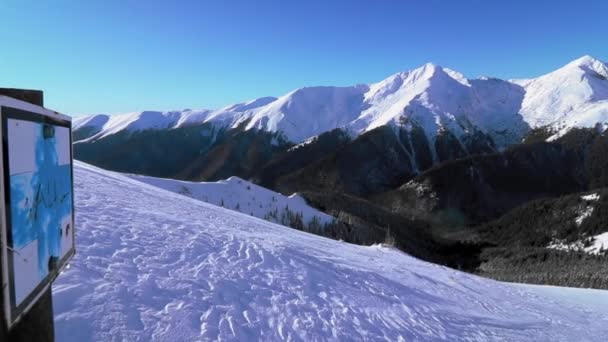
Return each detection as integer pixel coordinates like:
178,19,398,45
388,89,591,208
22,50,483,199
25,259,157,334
1,0,607,116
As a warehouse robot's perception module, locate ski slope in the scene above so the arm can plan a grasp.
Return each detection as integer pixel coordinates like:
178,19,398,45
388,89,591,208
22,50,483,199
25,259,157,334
52,162,608,341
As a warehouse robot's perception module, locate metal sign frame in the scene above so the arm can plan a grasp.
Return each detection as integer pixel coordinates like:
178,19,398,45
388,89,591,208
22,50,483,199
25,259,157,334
0,97,75,330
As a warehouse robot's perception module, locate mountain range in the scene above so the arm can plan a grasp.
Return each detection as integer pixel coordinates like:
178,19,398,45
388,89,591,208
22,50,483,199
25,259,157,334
76,55,608,146
74,56,608,186
72,55,608,289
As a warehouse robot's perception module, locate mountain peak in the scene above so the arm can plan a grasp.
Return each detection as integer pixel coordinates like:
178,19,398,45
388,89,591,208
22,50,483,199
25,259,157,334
561,55,607,74
517,54,608,129
389,62,467,85
408,62,442,77
75,57,608,146
421,62,440,70
568,55,603,67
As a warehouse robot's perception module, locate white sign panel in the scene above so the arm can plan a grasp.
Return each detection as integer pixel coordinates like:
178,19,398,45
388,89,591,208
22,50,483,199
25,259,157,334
0,104,75,329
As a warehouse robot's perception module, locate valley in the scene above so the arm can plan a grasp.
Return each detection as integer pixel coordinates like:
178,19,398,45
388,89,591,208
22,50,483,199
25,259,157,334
72,56,608,290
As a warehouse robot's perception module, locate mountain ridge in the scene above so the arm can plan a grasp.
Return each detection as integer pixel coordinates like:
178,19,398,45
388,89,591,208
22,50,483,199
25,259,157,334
74,55,608,147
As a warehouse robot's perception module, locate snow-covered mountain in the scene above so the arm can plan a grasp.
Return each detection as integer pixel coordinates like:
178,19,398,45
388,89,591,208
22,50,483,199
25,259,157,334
72,55,608,197
514,55,608,139
128,173,334,230
74,109,210,141
53,161,608,341
74,55,608,147
74,86,367,144
346,63,528,150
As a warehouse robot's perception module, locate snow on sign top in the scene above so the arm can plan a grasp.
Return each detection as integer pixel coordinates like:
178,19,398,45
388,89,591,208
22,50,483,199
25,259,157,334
0,96,75,330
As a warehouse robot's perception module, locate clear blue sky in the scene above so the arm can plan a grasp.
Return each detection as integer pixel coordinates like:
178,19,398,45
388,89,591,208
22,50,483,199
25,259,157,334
1,0,607,116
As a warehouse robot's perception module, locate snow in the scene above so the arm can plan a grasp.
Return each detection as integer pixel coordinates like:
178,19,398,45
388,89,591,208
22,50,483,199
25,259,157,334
53,162,608,341
547,100,608,141
75,55,608,147
582,193,600,201
546,240,578,253
585,232,608,254
75,87,366,144
72,114,110,131
548,231,608,255
239,86,367,143
572,192,601,226
127,173,334,228
547,192,603,250
220,97,278,113
514,283,608,313
347,63,528,150
175,109,213,128
174,97,278,129
517,55,608,131
286,136,319,152
575,206,594,226
87,110,186,140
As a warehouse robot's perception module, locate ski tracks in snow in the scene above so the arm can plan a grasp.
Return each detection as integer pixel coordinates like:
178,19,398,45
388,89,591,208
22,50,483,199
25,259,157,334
53,162,608,341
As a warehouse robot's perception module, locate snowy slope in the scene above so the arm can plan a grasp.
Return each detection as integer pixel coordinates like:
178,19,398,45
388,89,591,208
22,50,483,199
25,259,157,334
549,231,608,255
237,86,367,143
547,192,608,255
74,56,608,146
515,55,608,128
74,86,366,145
74,110,212,141
73,114,110,131
347,64,527,149
128,173,334,229
53,162,608,341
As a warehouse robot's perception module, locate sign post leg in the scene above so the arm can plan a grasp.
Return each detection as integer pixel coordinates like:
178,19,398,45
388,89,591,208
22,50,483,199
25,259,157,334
7,286,54,341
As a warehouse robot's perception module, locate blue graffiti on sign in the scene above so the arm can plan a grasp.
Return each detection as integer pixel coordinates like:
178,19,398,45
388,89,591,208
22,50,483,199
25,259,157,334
10,122,72,279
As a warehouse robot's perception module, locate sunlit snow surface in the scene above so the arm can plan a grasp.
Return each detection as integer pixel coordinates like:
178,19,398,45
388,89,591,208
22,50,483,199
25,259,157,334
127,174,334,228
53,162,608,341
